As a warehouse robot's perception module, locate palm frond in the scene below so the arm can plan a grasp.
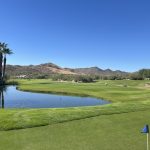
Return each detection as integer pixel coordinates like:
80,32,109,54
3,48,13,55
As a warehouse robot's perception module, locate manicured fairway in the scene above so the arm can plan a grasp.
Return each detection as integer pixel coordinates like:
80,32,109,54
0,110,150,150
16,79,150,102
1,79,150,150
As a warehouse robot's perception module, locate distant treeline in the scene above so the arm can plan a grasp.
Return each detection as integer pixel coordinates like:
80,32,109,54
9,69,150,82
51,74,94,83
130,69,150,80
51,69,150,81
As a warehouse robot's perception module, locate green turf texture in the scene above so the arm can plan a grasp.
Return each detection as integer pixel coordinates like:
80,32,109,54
0,110,150,150
1,79,150,149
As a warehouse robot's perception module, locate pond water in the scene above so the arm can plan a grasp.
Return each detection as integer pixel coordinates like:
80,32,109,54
0,86,109,108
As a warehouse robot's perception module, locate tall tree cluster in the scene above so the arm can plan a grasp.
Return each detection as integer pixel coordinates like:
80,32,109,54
0,42,13,85
138,69,150,79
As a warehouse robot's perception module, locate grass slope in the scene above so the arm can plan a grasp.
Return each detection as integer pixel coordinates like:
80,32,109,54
1,79,150,131
1,79,150,149
16,79,150,102
0,110,150,150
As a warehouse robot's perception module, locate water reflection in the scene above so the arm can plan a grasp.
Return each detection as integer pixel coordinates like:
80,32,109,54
0,86,109,109
0,86,6,108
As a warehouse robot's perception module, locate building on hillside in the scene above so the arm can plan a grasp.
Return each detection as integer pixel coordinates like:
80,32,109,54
16,75,27,78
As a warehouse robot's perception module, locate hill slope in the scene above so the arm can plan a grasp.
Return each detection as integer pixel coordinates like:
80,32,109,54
6,63,75,77
72,67,127,76
6,63,128,77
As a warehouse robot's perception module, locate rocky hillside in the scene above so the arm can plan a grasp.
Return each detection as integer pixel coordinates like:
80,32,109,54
6,63,128,77
6,63,76,77
72,67,127,76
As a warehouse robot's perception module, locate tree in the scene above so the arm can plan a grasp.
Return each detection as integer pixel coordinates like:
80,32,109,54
138,69,150,79
0,42,4,83
2,48,13,81
0,42,13,84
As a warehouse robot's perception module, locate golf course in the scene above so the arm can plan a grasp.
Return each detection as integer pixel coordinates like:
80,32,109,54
0,79,150,150
1,0,150,149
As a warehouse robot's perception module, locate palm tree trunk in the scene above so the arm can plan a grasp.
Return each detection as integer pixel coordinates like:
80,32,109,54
0,91,1,108
0,53,3,84
2,91,4,108
2,55,6,82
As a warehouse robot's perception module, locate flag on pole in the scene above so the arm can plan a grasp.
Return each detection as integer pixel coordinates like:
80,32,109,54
141,125,149,150
142,125,149,134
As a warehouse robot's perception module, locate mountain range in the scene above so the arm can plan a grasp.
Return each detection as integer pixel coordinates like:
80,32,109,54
6,62,128,77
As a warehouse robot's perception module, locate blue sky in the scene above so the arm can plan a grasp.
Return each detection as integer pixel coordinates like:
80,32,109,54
0,0,150,72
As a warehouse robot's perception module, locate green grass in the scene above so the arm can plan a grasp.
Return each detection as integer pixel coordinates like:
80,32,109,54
1,101,150,131
1,79,150,149
0,110,150,150
15,79,150,102
1,79,150,131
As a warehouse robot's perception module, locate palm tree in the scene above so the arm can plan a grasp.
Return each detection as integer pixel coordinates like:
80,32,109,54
2,48,13,82
0,42,13,84
0,43,4,83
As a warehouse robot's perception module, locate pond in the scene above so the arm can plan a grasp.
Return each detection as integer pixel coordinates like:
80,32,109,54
0,86,109,108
